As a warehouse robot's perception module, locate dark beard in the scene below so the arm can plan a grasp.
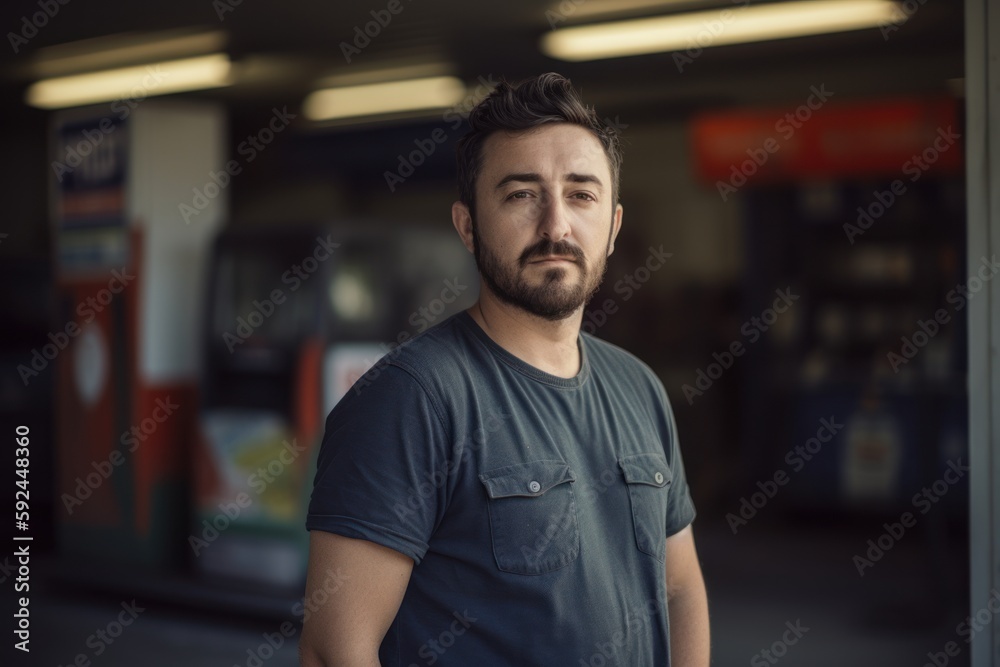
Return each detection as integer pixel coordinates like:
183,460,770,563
472,226,608,321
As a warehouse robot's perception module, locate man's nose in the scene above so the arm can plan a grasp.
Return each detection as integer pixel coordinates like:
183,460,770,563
537,197,572,242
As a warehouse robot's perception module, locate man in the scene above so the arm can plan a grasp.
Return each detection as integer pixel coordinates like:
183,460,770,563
300,72,709,666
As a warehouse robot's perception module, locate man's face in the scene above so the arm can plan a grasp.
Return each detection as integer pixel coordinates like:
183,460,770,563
462,123,623,321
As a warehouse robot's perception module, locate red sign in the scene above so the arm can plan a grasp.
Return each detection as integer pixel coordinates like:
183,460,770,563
690,97,963,185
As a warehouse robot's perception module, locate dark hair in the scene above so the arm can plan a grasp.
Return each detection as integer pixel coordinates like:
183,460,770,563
455,72,623,221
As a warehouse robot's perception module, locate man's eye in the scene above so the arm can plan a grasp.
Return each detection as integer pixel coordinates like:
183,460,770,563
508,191,532,200
573,192,596,201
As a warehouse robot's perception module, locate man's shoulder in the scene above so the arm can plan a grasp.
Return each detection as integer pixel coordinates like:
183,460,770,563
583,333,666,397
582,332,654,375
351,312,479,397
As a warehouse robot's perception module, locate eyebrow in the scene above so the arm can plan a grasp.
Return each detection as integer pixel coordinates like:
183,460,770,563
494,172,605,190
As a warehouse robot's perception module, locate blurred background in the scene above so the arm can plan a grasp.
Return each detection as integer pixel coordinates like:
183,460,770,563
0,0,976,665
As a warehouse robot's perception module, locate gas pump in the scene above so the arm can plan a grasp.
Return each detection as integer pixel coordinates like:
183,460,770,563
50,101,225,568
192,222,476,588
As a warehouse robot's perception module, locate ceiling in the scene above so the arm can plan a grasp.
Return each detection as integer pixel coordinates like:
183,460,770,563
0,0,965,123
0,0,967,257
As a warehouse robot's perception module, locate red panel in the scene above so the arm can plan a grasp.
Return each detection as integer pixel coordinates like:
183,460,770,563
58,188,125,219
131,384,196,536
57,225,198,544
690,97,963,184
295,337,324,449
56,280,122,527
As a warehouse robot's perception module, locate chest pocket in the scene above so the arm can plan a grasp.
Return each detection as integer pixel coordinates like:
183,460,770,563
618,452,671,563
479,460,580,575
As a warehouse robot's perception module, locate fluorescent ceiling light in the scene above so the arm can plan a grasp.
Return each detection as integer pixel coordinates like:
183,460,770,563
548,0,700,21
26,53,232,109
542,0,902,61
30,29,226,78
315,61,456,89
304,76,467,121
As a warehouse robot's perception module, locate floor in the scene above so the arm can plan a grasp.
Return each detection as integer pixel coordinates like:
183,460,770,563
12,520,969,667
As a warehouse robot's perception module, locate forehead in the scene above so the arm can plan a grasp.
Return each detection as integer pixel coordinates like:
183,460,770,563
479,123,610,182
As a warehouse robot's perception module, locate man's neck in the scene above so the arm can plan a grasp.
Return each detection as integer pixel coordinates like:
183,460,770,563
467,294,583,379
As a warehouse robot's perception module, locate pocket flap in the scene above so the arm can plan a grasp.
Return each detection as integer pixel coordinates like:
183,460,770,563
479,460,575,499
618,452,671,488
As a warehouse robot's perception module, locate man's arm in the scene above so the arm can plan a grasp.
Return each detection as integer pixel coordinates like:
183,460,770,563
665,524,710,666
299,530,414,667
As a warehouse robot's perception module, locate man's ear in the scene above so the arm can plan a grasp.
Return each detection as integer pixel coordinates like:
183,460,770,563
607,203,624,256
452,200,476,254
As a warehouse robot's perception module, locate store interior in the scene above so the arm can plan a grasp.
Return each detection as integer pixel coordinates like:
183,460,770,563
0,0,970,665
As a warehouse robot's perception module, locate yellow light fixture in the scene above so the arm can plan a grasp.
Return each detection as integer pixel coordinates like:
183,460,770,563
541,0,902,61
303,76,467,122
26,53,232,109
29,29,226,78
547,0,700,22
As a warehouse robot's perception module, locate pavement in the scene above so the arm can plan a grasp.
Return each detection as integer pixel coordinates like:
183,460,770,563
11,518,969,667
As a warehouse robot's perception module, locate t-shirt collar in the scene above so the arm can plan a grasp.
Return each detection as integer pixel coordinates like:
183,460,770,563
456,310,591,389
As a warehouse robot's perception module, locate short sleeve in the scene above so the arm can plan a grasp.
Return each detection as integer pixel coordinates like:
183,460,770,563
306,363,450,564
660,384,697,537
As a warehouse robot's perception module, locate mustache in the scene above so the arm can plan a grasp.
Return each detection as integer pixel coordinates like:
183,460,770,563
518,240,586,267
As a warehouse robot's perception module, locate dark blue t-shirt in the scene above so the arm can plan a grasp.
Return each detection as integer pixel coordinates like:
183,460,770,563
307,310,696,666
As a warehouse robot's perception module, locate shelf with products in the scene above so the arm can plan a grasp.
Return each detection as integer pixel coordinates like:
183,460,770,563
737,174,966,517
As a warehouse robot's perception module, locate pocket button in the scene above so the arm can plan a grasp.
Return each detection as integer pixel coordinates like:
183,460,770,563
528,480,541,493
618,453,672,562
